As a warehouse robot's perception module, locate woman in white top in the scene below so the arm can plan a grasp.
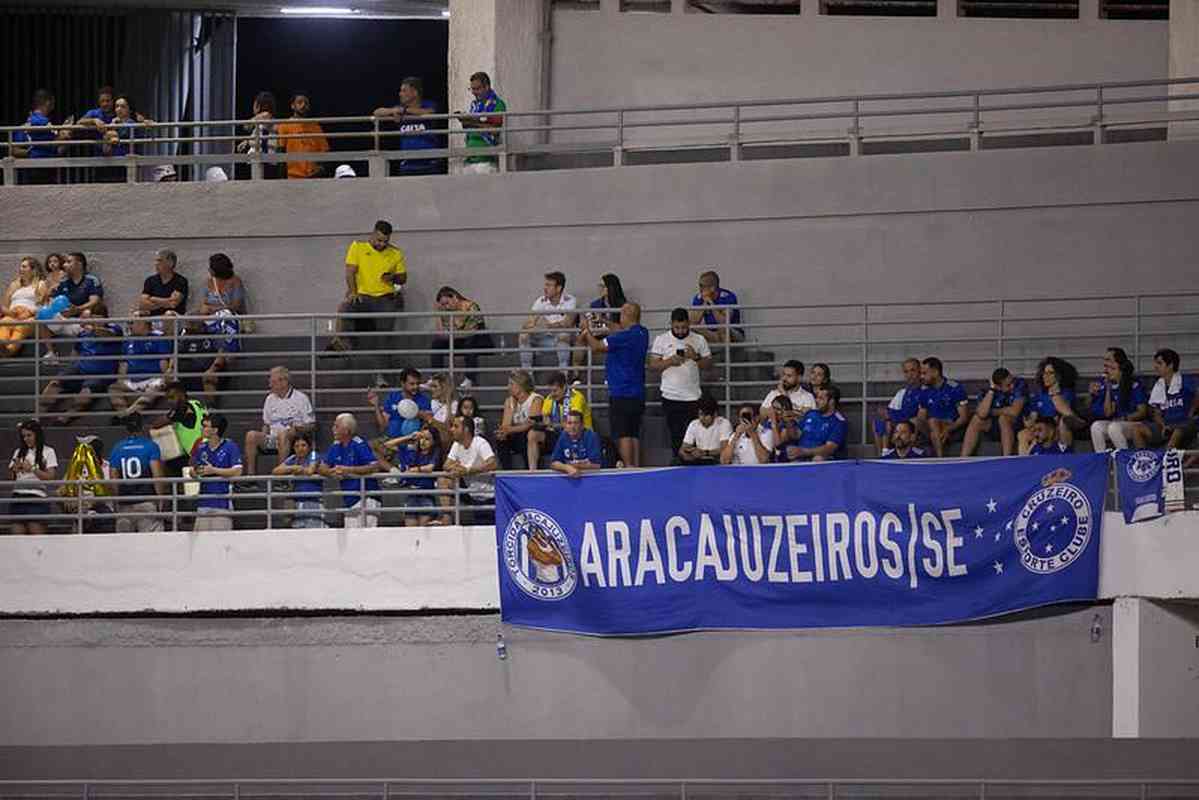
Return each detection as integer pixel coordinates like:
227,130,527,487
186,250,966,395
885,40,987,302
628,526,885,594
0,257,46,357
496,369,545,471
8,419,58,534
427,373,460,438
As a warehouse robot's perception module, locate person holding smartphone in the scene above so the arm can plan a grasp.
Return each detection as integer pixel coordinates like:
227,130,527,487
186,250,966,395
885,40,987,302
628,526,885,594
649,307,713,464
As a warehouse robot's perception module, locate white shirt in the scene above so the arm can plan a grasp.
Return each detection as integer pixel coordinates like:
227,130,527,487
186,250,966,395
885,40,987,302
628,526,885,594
448,436,496,499
530,292,577,326
10,446,58,496
432,398,459,424
728,424,776,465
683,416,733,452
262,388,315,437
762,386,815,413
651,331,711,402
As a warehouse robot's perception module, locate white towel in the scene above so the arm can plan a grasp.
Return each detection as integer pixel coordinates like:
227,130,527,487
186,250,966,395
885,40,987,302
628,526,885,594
1149,373,1182,408
1164,449,1186,514
888,387,908,412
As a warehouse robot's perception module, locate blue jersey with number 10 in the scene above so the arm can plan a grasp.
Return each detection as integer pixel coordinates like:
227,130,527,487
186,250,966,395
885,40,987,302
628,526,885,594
109,435,163,499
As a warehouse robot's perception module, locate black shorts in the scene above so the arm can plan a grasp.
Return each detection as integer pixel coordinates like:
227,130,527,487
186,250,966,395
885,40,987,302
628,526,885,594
609,396,645,440
57,363,114,395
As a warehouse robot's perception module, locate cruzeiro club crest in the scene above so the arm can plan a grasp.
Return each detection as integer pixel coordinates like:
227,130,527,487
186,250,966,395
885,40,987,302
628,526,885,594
502,508,578,601
1013,479,1094,575
1126,450,1161,484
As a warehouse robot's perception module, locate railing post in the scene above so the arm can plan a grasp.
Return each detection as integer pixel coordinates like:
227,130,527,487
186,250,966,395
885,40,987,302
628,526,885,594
3,129,15,185
729,105,742,162
265,477,273,530
848,99,861,156
448,311,456,389
970,93,982,152
613,110,625,167
861,305,869,453
1093,85,1105,145
251,118,263,181
76,477,84,535
1133,295,1142,370
33,320,41,414
370,117,387,179
310,314,318,426
997,300,1005,368
723,314,732,422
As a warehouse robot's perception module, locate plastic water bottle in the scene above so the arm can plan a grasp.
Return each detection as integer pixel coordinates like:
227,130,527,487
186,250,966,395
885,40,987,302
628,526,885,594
1090,614,1103,643
496,633,508,661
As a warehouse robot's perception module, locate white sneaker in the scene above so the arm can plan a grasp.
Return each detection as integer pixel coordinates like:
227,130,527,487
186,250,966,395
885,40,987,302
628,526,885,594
42,351,58,365
458,377,473,391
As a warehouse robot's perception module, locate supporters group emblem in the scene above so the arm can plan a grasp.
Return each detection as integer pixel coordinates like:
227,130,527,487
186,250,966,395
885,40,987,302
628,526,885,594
1012,470,1094,575
1125,450,1161,483
502,508,578,601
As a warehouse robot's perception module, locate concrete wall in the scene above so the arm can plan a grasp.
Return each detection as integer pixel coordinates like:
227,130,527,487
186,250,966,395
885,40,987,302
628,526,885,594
1112,596,1199,738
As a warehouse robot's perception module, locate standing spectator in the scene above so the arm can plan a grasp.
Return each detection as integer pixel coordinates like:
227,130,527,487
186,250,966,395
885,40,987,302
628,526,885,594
109,412,166,533
139,249,189,317
432,286,493,389
151,382,207,479
689,270,743,345
275,91,329,179
1017,357,1083,455
961,367,1028,457
436,415,498,524
762,359,815,417
100,96,155,158
680,395,732,466
541,371,593,460
881,420,927,460
572,273,628,375
720,404,775,465
108,312,172,421
496,370,546,471
270,431,325,529
329,220,406,355
1028,417,1070,456
12,89,71,184
871,358,922,455
917,357,969,457
519,271,577,374
1089,347,1149,452
77,85,115,148
236,91,282,179
784,386,848,462
369,367,433,441
0,256,46,357
1141,348,1199,450
243,366,316,480
41,252,103,346
40,304,123,426
191,413,243,531
579,303,650,467
7,419,58,535
373,77,444,176
650,308,713,464
460,71,506,175
320,413,383,528
549,410,603,478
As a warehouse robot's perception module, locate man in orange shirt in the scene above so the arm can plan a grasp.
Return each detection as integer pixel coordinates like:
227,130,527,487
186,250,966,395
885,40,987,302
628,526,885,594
275,91,329,179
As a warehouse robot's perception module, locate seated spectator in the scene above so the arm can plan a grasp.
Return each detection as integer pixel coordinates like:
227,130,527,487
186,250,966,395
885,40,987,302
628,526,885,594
1089,347,1149,452
881,420,927,460
328,221,406,354
236,91,282,179
764,395,799,462
436,414,498,524
244,366,316,481
550,410,603,478
1140,347,1199,451
200,253,246,316
458,395,487,439
572,273,627,374
496,369,545,471
783,386,848,463
916,357,969,457
762,359,815,417
320,413,383,528
138,249,189,317
191,413,243,532
40,303,122,426
0,257,47,357
7,419,58,535
109,412,166,533
373,77,444,176
650,307,714,465
1017,356,1083,455
541,372,593,456
519,271,577,374
432,286,493,389
276,91,330,179
460,71,507,175
808,362,832,395
872,358,923,455
108,312,172,422
368,367,433,456
680,395,732,466
1028,417,1070,456
961,367,1027,457
395,426,443,526
38,252,103,350
721,404,775,465
689,270,743,344
12,89,71,184
270,431,325,529
427,372,460,433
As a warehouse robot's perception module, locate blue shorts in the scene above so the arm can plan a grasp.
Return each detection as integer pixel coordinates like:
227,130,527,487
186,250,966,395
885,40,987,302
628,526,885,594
9,494,51,517
404,494,436,515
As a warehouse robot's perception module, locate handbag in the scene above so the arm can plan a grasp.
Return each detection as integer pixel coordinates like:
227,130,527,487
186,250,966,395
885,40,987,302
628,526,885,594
150,424,184,462
209,276,254,335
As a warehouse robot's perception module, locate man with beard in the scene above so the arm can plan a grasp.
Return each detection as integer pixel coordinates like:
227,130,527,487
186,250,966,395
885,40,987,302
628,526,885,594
880,419,927,460
276,91,329,179
649,307,712,464
761,359,815,418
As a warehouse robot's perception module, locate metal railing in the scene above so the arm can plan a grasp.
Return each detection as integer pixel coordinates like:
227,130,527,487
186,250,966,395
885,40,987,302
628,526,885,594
3,75,1198,183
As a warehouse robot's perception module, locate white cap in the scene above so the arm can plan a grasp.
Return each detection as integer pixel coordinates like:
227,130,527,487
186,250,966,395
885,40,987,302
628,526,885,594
151,164,177,182
397,398,419,420
205,166,229,182
334,164,356,179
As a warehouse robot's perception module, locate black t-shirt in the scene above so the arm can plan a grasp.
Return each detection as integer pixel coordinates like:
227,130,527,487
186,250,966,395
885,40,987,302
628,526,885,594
142,273,189,316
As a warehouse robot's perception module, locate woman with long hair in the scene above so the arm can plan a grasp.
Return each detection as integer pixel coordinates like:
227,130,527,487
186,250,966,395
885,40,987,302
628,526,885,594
7,419,58,535
432,286,494,390
1018,356,1084,455
0,257,46,356
1090,346,1149,451
573,273,628,375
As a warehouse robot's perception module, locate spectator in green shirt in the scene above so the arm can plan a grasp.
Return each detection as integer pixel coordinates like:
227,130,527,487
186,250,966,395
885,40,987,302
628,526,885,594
460,71,506,175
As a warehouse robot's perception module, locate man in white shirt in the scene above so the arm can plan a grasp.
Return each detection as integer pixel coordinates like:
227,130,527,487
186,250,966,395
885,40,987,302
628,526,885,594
680,395,732,466
650,307,713,464
519,270,577,372
243,366,316,479
436,414,498,524
721,404,775,465
761,360,815,416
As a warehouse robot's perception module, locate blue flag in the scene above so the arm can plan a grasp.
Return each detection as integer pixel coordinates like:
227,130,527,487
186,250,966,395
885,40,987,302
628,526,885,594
495,455,1108,635
1113,449,1185,524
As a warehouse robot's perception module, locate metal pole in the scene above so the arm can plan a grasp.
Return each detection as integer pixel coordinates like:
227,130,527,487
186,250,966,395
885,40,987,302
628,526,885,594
448,311,456,389
614,110,624,166
730,105,741,162
33,319,41,414
76,478,84,535
1133,295,1142,370
265,477,273,530
861,305,869,450
310,315,318,424
723,315,732,423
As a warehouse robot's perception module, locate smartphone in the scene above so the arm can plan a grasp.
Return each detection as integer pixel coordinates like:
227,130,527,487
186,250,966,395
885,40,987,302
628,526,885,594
676,348,686,358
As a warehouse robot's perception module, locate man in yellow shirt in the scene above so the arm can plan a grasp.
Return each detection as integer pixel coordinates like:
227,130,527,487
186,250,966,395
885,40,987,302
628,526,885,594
329,220,407,355
275,92,329,179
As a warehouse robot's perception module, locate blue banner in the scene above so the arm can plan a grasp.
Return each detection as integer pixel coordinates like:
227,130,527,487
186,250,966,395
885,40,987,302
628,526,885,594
495,454,1108,635
1113,449,1185,524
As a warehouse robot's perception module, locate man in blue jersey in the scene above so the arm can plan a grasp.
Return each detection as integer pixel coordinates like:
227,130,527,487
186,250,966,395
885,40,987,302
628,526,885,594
872,357,923,455
916,356,969,457
320,413,384,528
1141,348,1199,452
580,303,649,467
549,410,603,478
40,302,123,426
368,367,433,441
1028,417,1070,456
880,420,927,460
76,86,115,147
373,77,445,176
689,270,743,344
110,412,166,532
191,413,244,532
961,367,1027,457
12,89,71,184
784,386,848,462
109,313,173,422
